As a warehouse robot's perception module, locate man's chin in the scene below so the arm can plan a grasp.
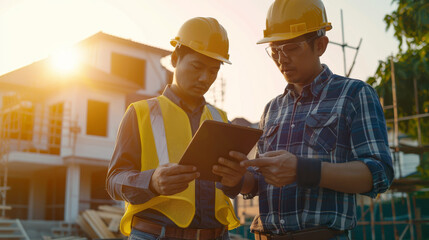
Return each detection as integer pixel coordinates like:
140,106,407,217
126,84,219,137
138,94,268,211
184,93,204,100
283,74,297,84
192,89,208,97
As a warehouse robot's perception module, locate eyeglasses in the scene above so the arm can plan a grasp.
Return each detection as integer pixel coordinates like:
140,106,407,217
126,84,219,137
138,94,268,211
265,35,319,61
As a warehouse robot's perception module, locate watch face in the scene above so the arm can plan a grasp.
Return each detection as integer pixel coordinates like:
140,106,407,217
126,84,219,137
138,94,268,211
243,192,256,200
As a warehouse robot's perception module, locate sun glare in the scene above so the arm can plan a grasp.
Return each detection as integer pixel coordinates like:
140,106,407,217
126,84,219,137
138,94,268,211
51,48,79,73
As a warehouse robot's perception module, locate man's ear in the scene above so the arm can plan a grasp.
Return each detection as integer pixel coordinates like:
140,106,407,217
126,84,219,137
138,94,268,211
316,36,329,57
171,51,178,68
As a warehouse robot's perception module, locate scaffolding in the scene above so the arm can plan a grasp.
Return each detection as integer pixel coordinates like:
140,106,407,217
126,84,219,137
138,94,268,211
0,92,74,218
0,94,18,218
0,126,11,218
354,57,429,240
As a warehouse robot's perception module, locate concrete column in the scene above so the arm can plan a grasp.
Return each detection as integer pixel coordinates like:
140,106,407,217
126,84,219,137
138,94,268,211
64,163,80,222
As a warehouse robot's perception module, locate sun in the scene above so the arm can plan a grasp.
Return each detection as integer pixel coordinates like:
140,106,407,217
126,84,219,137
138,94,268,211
50,47,80,73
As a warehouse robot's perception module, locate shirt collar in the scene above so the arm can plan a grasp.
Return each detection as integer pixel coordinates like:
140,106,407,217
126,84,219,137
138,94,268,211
162,85,206,113
310,64,332,97
283,64,333,98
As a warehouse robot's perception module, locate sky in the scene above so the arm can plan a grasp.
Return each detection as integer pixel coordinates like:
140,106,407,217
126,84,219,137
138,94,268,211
0,0,399,122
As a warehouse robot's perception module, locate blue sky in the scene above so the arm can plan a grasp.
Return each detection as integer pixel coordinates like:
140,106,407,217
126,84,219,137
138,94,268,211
0,0,399,122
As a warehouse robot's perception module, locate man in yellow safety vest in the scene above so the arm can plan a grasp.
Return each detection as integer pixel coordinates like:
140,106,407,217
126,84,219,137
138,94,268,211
106,17,244,239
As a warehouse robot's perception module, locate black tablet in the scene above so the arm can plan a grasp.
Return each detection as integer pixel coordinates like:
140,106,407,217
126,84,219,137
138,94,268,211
179,120,263,182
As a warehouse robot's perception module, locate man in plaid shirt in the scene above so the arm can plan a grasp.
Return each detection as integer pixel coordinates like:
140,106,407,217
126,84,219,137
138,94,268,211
212,0,394,239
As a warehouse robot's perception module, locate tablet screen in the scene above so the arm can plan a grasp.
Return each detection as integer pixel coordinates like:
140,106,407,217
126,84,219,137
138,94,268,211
179,120,263,182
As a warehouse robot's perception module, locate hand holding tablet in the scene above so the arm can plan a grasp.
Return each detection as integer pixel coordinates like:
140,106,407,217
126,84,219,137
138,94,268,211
179,120,263,182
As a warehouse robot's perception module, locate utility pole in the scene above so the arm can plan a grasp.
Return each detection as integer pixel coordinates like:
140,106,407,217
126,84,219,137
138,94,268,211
209,75,226,108
329,9,363,77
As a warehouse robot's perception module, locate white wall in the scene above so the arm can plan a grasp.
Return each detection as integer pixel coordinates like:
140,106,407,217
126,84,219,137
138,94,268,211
80,39,167,96
72,86,125,161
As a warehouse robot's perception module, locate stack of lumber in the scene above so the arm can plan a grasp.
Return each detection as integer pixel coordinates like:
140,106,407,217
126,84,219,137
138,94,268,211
43,237,87,240
77,205,124,239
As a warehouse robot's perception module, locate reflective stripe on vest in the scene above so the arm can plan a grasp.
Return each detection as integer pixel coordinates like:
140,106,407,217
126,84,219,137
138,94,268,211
147,98,169,165
147,99,223,165
206,104,223,122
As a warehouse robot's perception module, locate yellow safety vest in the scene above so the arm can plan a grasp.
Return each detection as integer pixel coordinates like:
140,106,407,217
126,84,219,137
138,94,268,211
120,95,240,236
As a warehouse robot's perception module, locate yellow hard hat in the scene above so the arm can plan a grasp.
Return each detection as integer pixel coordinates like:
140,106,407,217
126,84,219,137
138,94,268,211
171,17,231,64
257,0,332,44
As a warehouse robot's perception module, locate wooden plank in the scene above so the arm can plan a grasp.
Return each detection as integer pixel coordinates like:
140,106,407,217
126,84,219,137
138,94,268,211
95,210,121,228
0,206,12,210
77,214,98,239
82,211,104,239
97,205,124,214
96,211,122,221
43,237,87,240
108,217,121,233
0,234,25,238
51,237,87,240
85,210,116,238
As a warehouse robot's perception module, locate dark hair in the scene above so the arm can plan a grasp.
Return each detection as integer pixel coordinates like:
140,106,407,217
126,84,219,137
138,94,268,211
174,45,193,60
302,30,325,51
172,44,224,65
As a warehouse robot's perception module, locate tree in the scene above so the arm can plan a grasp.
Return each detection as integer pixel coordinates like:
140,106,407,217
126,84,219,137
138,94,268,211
366,0,429,177
367,0,429,144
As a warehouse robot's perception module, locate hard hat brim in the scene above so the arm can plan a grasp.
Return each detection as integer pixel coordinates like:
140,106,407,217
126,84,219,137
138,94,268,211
257,32,306,44
171,39,231,64
257,24,332,44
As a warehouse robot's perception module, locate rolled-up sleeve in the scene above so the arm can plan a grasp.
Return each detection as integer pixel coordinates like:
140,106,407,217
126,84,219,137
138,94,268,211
349,84,394,198
106,106,158,205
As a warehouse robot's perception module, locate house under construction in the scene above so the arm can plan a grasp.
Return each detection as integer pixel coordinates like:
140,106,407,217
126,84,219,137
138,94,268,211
0,32,172,237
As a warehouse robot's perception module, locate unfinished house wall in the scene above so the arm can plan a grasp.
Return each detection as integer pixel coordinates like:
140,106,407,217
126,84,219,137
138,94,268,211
72,86,126,161
84,40,168,96
0,33,171,228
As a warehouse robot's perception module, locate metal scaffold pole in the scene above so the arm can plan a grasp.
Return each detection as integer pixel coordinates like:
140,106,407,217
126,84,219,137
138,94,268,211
0,107,12,217
390,56,402,179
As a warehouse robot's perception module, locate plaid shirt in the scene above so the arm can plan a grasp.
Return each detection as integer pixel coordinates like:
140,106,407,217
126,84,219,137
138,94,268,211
254,65,393,233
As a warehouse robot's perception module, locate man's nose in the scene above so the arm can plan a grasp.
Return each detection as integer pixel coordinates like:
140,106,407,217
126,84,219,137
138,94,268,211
277,52,291,65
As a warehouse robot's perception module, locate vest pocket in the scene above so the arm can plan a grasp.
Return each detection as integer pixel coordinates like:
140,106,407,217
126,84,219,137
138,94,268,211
304,113,338,153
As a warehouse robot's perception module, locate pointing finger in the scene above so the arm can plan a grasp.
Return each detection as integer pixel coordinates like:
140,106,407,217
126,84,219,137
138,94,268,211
240,158,273,167
165,164,197,175
228,151,248,161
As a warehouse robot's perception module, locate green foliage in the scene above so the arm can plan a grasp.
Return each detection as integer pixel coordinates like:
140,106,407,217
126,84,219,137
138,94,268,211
367,0,429,145
367,0,429,178
384,0,429,51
